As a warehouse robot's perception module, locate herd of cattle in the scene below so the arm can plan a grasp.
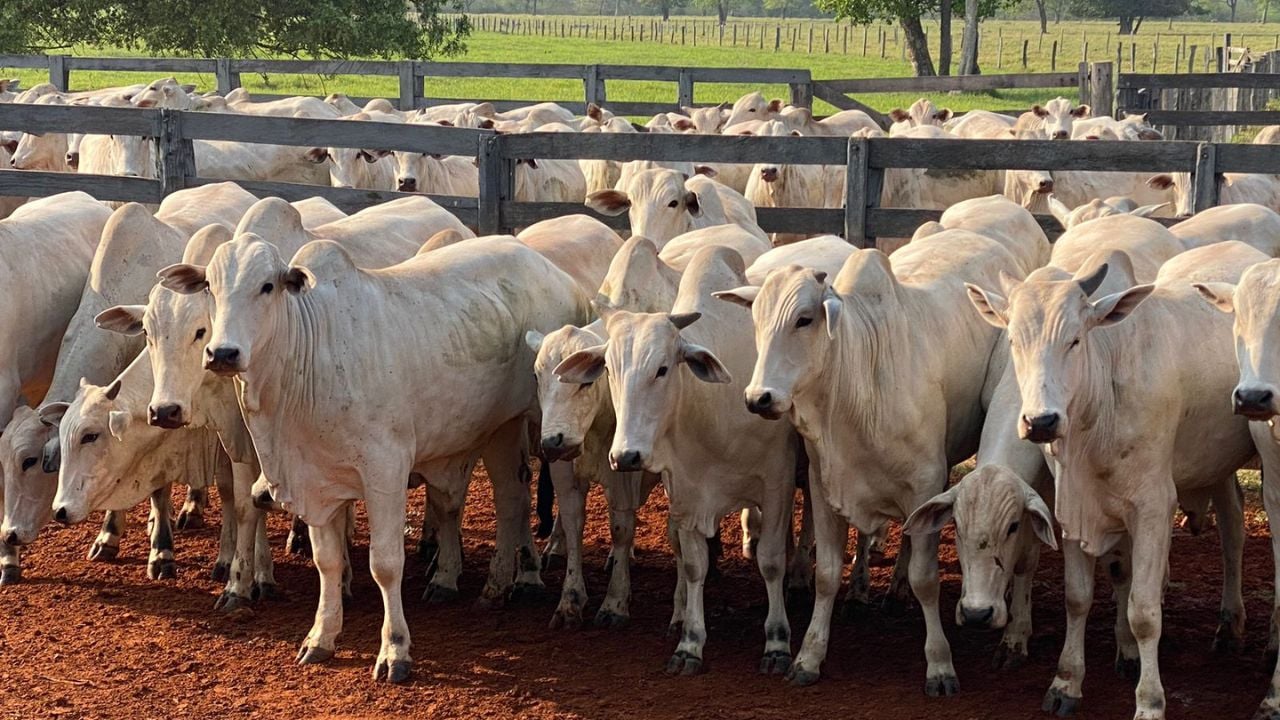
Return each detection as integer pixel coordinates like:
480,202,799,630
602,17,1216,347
6,75,1280,720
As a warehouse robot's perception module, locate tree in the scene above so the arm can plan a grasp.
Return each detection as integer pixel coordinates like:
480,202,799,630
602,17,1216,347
820,0,1008,77
1068,0,1192,35
1034,0,1049,32
958,0,979,74
0,0,469,59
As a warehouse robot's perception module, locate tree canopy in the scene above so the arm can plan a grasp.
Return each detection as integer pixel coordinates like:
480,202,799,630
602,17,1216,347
1066,0,1194,32
0,0,470,58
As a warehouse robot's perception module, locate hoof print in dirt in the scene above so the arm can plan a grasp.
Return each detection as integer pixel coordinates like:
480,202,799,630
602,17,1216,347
423,583,459,604
759,651,792,675
594,609,629,629
175,511,203,530
1042,688,1081,717
1114,656,1140,681
87,542,119,563
148,559,177,581
784,665,820,687
296,644,334,665
665,651,703,676
925,674,959,697
0,565,20,586
374,659,412,683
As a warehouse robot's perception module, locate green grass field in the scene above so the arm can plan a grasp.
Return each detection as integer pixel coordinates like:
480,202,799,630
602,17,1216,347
4,17,1278,114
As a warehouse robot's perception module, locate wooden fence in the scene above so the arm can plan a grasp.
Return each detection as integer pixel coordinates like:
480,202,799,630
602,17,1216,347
1,102,1276,245
1118,58,1280,142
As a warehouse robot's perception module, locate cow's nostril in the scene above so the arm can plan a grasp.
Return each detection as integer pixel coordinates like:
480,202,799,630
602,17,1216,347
959,605,995,627
4,531,17,546
53,507,69,524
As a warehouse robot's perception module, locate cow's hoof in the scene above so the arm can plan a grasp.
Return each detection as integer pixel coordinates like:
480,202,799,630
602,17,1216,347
215,591,249,612
992,643,1028,670
423,583,459,604
1114,655,1140,680
549,605,583,631
1213,624,1244,654
0,565,21,586
287,532,311,558
665,651,703,676
925,673,959,697
296,644,333,665
148,559,177,581
252,582,281,601
509,581,546,604
759,651,792,675
784,664,820,687
210,562,230,583
373,658,412,683
87,542,119,563
594,609,629,629
175,510,203,530
1251,706,1280,720
1042,688,1081,717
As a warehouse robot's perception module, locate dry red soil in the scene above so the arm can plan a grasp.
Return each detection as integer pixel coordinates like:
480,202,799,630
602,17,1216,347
0,469,1273,720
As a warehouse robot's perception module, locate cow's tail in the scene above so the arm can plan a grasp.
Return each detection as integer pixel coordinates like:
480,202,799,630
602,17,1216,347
535,454,555,539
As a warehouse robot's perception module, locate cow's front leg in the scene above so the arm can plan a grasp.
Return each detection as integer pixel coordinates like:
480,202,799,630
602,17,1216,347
177,485,207,530
481,419,541,604
297,513,347,666
667,527,709,675
910,530,956,696
1105,542,1140,679
1210,474,1246,653
366,483,412,683
1127,508,1172,720
1256,451,1280,719
787,464,847,686
786,486,815,601
0,539,19,585
841,530,874,618
217,460,268,609
995,535,1041,669
1043,540,1096,716
147,486,177,580
667,515,688,634
87,510,126,562
549,460,588,630
758,497,792,675
211,449,236,583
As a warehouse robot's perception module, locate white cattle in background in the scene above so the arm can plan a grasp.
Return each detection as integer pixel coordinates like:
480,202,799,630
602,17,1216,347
305,110,402,190
1012,97,1091,139
744,120,842,246
888,98,952,135
586,168,766,249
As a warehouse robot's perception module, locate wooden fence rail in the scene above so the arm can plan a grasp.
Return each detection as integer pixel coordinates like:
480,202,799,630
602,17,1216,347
1,102,1274,246
1117,58,1280,141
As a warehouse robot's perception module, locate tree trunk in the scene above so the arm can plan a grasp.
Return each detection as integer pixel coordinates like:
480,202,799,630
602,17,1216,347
901,15,937,76
1118,15,1134,35
939,0,952,76
959,0,980,75
1229,1,1238,22
1264,0,1271,23
717,0,728,25
661,1,670,20
1035,0,1048,34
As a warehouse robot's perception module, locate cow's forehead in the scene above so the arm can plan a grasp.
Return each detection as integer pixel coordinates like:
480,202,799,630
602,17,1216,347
209,237,282,285
607,313,678,357
956,468,1023,519
0,409,44,454
1008,280,1088,332
758,266,821,312
1045,98,1073,115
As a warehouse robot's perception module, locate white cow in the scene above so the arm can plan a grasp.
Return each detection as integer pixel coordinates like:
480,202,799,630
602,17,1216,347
723,91,784,129
150,234,588,682
305,111,402,190
1014,97,1091,140
944,110,1017,139
586,169,766,249
888,98,952,136
744,120,842,246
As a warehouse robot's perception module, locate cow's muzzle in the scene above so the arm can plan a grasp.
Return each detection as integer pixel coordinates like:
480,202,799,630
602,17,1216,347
397,177,418,192
204,346,243,376
610,449,645,473
760,167,779,183
540,433,581,462
1233,387,1276,420
148,404,187,429
1020,412,1061,443
957,604,996,629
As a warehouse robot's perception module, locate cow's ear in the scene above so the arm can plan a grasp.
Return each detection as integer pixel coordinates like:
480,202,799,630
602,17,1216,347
108,410,130,441
1032,104,1049,118
903,485,959,536
1091,284,1155,327
1146,173,1174,190
95,305,146,336
888,108,910,123
305,147,329,163
364,148,392,160
679,342,731,384
935,108,953,122
1071,104,1091,118
586,102,603,121
965,283,1009,328
585,190,631,216
1193,282,1237,314
282,266,314,294
673,118,694,131
684,190,701,217
103,378,122,401
693,164,717,178
525,330,545,353
768,99,784,113
1024,488,1059,550
158,263,208,294
713,285,759,308
554,345,606,385
822,286,842,339
38,402,70,427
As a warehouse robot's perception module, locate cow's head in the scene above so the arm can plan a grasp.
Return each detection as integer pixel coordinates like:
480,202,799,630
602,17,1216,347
967,261,1153,444
529,324,609,462
905,465,1056,631
716,255,862,419
555,308,729,474
1195,259,1280,422
1033,97,1090,140
724,91,783,129
585,168,704,247
0,407,59,547
51,377,137,525
159,233,313,378
132,77,194,109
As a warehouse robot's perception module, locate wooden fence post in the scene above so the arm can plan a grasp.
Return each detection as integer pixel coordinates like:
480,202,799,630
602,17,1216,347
789,73,814,109
155,109,195,198
398,61,422,111
677,69,695,108
584,65,607,109
1191,142,1219,213
477,134,512,236
48,55,69,92
215,58,241,95
1088,61,1114,117
844,136,871,248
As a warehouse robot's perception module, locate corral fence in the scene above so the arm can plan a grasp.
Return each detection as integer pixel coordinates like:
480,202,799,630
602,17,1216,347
1,101,1276,247
1118,51,1280,142
0,54,815,117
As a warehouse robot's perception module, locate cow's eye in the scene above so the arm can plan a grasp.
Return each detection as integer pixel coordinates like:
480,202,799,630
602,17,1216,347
667,200,679,208
748,108,756,113
194,328,206,341
795,316,813,328
81,433,99,445
655,366,668,378
1068,338,1080,350
260,283,274,295
21,457,36,472
1007,521,1020,536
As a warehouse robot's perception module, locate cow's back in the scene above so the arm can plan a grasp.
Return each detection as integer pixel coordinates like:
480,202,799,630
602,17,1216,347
1051,215,1183,280
155,182,258,238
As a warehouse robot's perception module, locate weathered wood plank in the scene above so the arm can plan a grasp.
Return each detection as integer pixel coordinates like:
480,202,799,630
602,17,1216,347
0,169,162,203
67,57,217,73
502,201,629,230
812,82,889,127
822,72,1077,94
1119,72,1280,90
502,200,840,234
476,134,510,235
1191,142,1218,213
499,132,845,164
230,59,400,76
1215,142,1280,173
1142,109,1280,126
187,177,478,219
420,62,588,79
867,207,1179,242
866,138,1198,171
180,112,486,156
0,103,158,136
0,55,50,69
844,137,870,247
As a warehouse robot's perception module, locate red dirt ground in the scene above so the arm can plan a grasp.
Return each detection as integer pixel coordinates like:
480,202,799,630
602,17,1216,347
0,468,1273,720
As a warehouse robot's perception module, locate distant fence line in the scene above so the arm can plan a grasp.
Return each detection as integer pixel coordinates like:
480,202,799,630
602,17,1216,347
0,102,1276,246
